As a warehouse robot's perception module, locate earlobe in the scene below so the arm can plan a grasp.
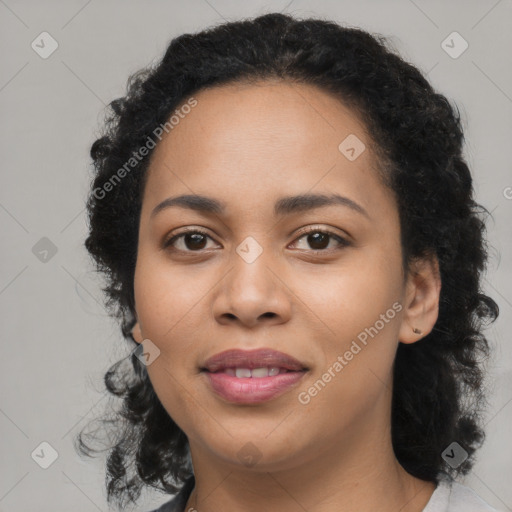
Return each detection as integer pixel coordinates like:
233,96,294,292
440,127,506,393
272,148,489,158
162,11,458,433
132,321,143,343
398,253,441,344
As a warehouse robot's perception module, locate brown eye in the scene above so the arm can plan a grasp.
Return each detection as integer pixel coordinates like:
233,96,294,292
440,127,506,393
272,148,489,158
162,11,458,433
163,229,217,252
305,232,330,250
291,228,350,253
163,226,350,255
181,232,208,250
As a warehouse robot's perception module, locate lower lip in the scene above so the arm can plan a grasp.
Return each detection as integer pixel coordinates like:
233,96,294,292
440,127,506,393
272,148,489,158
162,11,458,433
203,371,307,404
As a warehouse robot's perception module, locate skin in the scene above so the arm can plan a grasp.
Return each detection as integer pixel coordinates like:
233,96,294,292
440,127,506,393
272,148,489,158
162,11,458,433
131,79,441,512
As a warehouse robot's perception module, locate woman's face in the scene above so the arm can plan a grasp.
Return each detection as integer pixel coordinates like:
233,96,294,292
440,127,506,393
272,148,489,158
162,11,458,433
132,80,436,472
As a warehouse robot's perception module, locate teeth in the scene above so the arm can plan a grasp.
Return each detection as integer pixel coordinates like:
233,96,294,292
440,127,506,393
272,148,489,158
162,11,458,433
235,368,252,378
251,367,269,378
226,367,283,378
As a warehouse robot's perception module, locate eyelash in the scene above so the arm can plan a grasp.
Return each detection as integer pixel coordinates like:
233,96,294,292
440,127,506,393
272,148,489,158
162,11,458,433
162,226,351,255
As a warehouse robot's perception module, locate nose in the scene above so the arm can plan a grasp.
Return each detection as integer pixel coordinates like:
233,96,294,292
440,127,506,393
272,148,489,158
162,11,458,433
211,247,292,329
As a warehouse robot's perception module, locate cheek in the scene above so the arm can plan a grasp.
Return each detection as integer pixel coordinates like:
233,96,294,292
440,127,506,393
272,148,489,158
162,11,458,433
134,254,210,340
134,267,204,433
293,250,403,391
293,249,402,341
293,283,401,438
133,260,204,405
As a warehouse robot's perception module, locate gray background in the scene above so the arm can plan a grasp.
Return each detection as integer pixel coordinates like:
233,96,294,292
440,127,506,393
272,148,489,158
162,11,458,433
1,1,511,511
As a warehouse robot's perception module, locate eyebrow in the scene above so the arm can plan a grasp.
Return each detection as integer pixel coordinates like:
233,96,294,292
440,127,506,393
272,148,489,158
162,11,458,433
150,193,370,219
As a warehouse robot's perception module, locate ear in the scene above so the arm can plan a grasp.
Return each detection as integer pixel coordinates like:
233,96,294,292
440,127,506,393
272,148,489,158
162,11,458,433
398,252,441,344
131,321,144,344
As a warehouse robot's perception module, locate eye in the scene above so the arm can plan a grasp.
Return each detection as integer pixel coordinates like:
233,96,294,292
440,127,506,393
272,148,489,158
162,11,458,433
162,226,351,254
289,226,351,253
163,228,218,252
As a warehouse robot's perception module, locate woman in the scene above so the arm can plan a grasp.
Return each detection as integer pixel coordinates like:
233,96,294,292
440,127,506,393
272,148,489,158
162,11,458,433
77,12,502,512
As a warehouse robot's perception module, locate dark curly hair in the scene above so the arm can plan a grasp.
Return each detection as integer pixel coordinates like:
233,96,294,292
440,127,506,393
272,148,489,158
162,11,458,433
76,11,499,510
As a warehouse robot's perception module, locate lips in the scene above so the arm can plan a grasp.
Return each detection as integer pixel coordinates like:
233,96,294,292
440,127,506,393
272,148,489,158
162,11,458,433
201,348,308,373
200,348,308,404
200,348,309,404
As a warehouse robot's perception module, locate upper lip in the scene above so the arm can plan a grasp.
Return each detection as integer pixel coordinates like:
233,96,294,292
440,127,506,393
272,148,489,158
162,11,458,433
201,348,308,373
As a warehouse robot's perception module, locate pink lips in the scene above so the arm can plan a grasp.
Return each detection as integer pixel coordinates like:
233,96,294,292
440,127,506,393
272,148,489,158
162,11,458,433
201,348,308,404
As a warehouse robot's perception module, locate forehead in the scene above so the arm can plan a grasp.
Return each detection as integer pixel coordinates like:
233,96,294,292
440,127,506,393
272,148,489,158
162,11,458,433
150,79,370,166
142,80,394,221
